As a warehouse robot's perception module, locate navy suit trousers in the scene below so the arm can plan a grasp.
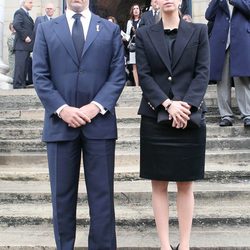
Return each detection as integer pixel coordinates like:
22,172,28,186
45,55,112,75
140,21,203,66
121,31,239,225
47,135,116,250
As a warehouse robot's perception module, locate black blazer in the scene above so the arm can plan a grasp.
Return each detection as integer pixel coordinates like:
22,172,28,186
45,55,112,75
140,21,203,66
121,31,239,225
136,19,210,118
13,8,34,51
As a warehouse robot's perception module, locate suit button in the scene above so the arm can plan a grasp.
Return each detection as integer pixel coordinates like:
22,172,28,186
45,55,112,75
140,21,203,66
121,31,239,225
168,76,172,81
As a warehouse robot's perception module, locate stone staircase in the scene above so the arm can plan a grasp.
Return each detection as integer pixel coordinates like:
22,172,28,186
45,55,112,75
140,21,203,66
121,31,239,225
0,86,250,249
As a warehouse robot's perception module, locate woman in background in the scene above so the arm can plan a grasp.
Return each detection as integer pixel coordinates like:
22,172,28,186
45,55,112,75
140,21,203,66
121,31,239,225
126,3,141,86
136,0,210,249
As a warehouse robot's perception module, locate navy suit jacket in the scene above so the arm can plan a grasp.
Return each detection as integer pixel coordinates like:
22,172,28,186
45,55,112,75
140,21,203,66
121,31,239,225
13,8,34,51
34,15,50,33
205,0,250,80
139,10,155,27
33,13,126,142
136,19,210,118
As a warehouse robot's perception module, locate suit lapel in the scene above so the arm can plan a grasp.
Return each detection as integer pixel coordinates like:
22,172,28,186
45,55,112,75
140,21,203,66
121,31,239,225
53,15,79,66
172,19,195,70
149,10,155,25
147,21,172,74
220,0,230,16
20,8,34,24
82,14,102,57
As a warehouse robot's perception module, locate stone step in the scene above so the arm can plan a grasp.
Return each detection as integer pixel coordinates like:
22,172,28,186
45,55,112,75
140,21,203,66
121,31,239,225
0,86,235,110
0,149,249,166
0,194,249,227
0,124,249,140
1,224,249,249
0,179,249,204
0,107,239,122
0,136,249,153
0,105,241,120
0,162,249,182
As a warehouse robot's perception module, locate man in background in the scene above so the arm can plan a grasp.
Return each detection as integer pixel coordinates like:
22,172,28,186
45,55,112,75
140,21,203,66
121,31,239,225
13,0,34,89
139,0,160,27
34,3,55,32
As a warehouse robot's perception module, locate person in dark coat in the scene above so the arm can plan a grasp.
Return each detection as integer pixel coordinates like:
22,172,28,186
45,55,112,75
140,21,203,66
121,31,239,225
205,0,250,127
13,0,34,89
180,0,192,21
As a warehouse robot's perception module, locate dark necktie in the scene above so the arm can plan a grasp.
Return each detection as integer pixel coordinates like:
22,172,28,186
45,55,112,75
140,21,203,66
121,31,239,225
154,10,160,23
72,13,85,60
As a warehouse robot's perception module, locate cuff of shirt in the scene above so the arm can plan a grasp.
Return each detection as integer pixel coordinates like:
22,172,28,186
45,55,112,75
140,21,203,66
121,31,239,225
56,104,69,118
91,101,107,115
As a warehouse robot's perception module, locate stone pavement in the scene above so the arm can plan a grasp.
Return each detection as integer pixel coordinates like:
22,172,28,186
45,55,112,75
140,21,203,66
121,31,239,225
0,86,249,249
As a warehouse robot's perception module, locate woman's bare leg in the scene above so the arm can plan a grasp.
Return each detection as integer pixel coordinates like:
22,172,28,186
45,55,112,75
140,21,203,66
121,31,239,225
151,180,172,250
176,181,194,250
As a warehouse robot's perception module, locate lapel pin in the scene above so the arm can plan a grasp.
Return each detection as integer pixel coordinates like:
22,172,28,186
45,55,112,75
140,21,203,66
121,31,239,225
96,25,100,32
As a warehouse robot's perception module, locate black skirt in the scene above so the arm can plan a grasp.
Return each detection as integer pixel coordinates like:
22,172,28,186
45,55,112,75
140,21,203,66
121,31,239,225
140,116,206,181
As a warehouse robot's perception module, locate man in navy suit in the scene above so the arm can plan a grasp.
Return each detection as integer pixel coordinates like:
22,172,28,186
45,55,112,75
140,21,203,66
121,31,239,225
32,0,126,248
34,3,55,33
139,0,160,27
13,0,34,89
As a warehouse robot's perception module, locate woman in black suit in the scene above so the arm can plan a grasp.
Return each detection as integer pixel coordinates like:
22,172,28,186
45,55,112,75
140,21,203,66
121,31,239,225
136,0,210,249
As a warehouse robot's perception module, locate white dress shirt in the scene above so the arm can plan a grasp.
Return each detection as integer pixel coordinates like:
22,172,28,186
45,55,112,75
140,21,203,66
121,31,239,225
226,2,234,49
65,8,91,39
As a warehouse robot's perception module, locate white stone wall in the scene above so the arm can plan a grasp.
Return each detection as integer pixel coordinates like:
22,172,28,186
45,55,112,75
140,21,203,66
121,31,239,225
192,0,209,23
0,0,4,59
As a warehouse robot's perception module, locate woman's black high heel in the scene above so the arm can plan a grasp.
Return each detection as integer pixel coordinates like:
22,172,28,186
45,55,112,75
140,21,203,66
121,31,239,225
170,246,174,250
175,244,180,250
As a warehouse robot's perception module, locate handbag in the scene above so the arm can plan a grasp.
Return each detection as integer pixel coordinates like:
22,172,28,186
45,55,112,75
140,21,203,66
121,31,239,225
157,108,203,128
127,35,136,52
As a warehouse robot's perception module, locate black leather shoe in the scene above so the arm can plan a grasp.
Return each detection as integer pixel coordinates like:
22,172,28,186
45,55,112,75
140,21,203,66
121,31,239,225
13,85,26,89
244,118,250,127
219,118,232,127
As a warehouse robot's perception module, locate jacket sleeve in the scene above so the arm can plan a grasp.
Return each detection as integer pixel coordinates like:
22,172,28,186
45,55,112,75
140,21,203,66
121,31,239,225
139,14,146,28
182,24,210,109
205,0,220,21
229,0,250,17
32,24,67,116
13,11,29,41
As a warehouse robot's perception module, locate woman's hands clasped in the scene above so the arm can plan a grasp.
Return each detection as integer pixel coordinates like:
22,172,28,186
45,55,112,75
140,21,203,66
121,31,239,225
166,101,191,129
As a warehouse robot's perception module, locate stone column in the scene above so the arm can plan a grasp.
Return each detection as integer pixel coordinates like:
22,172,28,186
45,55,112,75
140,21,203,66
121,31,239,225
0,0,13,89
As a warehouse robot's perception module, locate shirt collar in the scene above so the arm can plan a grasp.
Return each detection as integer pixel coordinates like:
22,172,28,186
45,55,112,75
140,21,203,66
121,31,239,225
66,8,91,20
22,7,29,13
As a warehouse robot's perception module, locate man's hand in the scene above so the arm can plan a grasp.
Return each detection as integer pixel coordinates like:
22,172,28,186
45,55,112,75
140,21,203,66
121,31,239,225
60,106,91,128
80,103,100,120
25,36,31,43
